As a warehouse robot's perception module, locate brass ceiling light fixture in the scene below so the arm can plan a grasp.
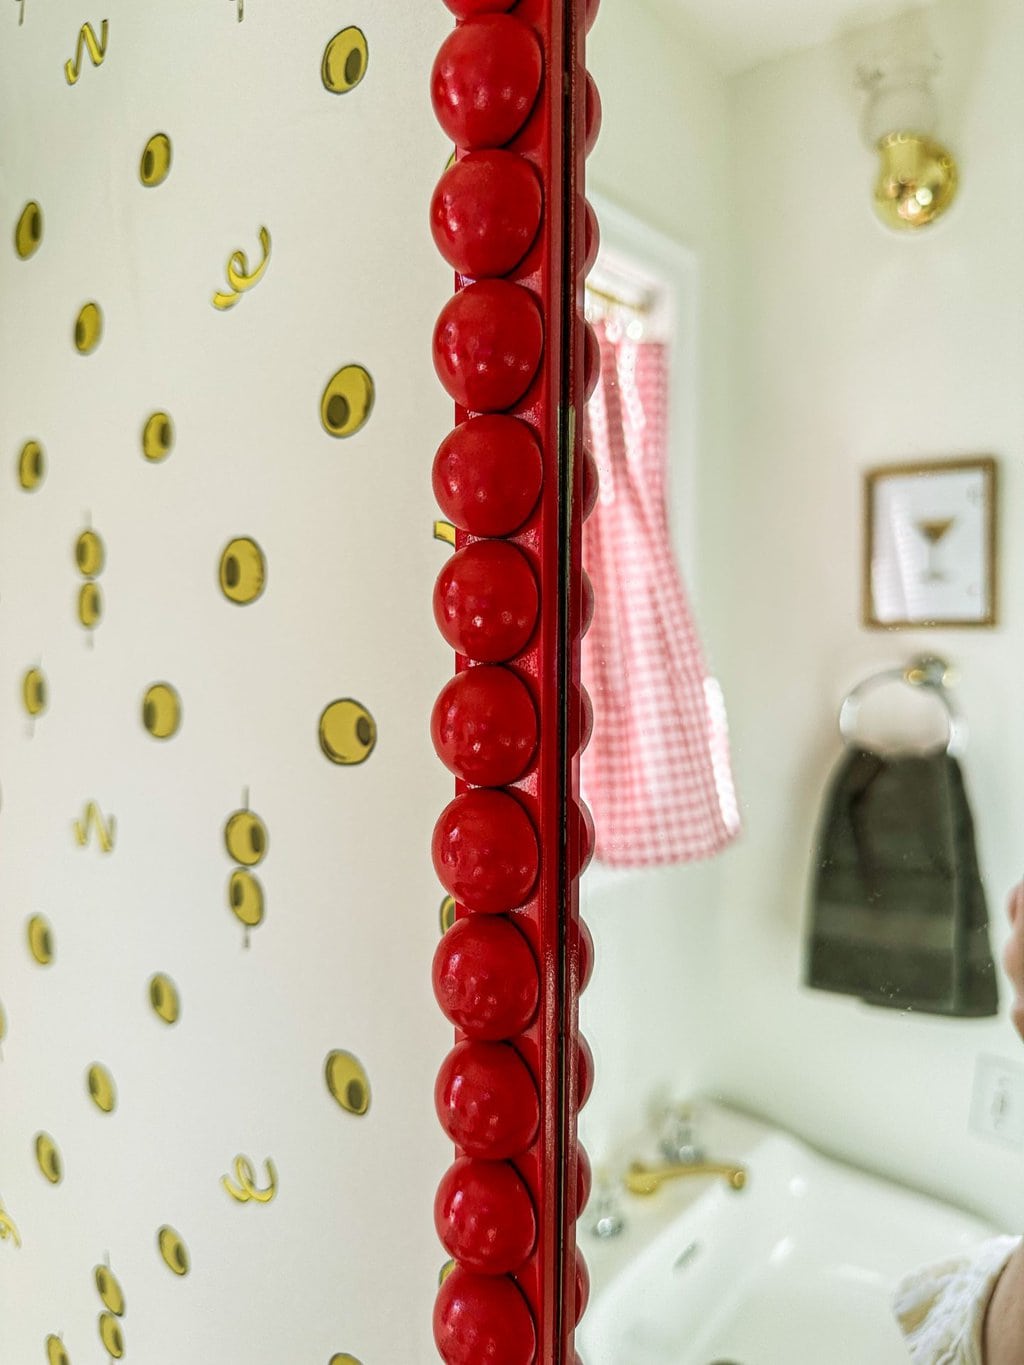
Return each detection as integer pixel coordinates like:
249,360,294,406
857,18,959,232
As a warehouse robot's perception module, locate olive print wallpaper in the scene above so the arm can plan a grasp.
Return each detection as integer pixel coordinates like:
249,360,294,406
0,3,455,1360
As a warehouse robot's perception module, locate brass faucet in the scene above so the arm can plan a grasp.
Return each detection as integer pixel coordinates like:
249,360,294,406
624,1159,747,1196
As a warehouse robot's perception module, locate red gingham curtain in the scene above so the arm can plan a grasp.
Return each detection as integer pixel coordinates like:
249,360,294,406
582,320,741,867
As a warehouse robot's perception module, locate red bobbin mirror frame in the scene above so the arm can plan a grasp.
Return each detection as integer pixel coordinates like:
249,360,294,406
428,1,602,1360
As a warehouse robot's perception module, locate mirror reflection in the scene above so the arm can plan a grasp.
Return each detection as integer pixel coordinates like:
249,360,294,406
577,1,1024,1360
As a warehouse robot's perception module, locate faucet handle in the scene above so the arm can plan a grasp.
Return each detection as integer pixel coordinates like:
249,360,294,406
658,1102,704,1166
587,1167,626,1240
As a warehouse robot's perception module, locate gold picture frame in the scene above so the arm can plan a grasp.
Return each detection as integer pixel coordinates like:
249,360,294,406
863,456,999,629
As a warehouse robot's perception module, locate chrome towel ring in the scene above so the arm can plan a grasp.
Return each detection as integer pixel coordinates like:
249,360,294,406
838,655,967,757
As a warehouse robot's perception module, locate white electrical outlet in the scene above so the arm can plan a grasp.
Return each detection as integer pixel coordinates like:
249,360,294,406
970,1054,1024,1149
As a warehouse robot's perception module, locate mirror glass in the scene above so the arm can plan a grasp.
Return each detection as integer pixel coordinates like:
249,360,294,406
578,1,1023,1360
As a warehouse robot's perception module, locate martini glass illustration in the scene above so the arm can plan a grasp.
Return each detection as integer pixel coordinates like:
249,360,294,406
916,517,956,581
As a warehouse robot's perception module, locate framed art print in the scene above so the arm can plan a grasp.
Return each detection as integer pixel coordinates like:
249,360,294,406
864,457,998,629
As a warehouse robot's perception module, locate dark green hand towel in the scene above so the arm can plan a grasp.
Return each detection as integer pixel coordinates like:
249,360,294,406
806,747,999,1017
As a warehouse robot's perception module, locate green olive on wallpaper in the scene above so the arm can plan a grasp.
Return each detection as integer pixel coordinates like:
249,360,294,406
95,1263,126,1315
98,1312,124,1358
140,132,173,187
440,894,456,935
157,1225,190,1277
149,972,181,1024
17,439,45,490
22,667,47,717
319,699,378,766
224,808,268,866
438,1260,456,1286
75,529,105,577
325,1050,371,1116
45,1335,70,1365
74,302,103,355
320,364,375,439
321,27,369,94
219,537,266,605
142,411,175,462
27,914,55,965
14,200,43,259
78,582,103,630
142,683,182,739
330,1356,365,1365
228,869,264,928
86,1063,117,1114
34,1132,63,1185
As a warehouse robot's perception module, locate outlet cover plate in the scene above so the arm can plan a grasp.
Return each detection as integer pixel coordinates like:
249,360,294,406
970,1054,1024,1150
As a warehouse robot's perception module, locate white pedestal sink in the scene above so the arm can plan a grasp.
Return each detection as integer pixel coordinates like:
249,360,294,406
578,1103,1000,1365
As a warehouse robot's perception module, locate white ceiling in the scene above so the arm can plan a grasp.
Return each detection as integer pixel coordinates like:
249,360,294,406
653,0,937,75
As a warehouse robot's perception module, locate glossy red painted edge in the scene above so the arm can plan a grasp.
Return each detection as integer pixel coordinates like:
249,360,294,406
430,2,597,1360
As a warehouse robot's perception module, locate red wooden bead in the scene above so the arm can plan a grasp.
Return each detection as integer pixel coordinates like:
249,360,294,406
432,915,539,1039
568,684,594,756
434,280,544,413
433,540,539,663
434,417,543,538
432,789,539,913
577,799,595,876
436,1039,540,1158
432,151,543,279
581,570,595,636
431,16,543,152
578,916,595,993
575,1140,593,1219
442,0,516,14
583,198,600,276
431,666,538,787
567,798,595,879
580,685,594,750
583,321,601,401
584,72,602,157
435,1157,537,1275
434,1266,537,1365
582,443,599,519
574,1247,591,1324
577,1033,595,1110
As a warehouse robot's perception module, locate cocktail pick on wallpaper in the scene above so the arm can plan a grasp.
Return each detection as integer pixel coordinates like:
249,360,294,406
224,796,269,945
95,1259,127,1359
75,527,105,634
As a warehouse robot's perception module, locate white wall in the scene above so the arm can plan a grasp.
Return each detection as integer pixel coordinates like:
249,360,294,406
579,0,736,1178
715,0,1024,1228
